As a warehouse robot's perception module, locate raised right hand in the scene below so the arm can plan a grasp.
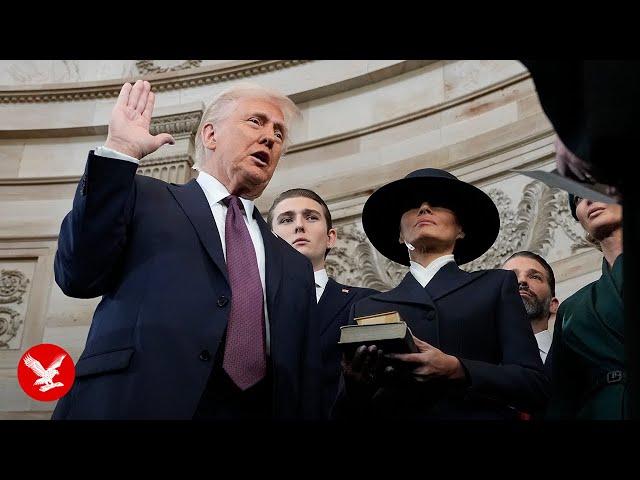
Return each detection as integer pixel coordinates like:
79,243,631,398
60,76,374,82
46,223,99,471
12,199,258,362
104,80,175,159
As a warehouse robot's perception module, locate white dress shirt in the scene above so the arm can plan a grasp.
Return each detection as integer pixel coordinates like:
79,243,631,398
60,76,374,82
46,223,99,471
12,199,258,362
94,146,141,164
409,254,456,288
534,329,552,363
314,269,329,303
95,146,271,353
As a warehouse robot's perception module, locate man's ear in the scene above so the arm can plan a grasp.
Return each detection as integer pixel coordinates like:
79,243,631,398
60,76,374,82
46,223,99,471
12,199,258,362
201,123,216,151
327,228,337,249
550,297,560,315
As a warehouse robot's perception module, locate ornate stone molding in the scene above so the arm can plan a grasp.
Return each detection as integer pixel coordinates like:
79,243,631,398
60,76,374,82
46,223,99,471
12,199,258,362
136,60,203,75
150,111,202,137
137,154,194,184
0,175,84,186
0,60,309,104
0,270,29,304
0,306,22,348
138,154,193,168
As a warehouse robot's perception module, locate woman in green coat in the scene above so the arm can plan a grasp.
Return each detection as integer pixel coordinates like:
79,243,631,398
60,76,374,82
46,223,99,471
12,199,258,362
547,193,626,419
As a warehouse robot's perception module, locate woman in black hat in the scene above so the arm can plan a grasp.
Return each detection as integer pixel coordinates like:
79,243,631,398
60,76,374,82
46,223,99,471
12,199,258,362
547,194,627,419
333,169,549,419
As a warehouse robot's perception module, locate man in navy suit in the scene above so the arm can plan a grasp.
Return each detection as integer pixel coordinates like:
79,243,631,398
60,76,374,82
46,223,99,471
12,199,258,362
268,189,377,417
52,80,321,419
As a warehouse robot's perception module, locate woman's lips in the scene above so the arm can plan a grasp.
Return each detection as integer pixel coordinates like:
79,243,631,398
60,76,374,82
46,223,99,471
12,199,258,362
416,220,436,227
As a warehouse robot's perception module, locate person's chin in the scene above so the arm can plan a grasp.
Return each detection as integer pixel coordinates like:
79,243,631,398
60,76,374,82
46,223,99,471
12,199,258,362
522,297,536,311
601,213,621,225
292,243,311,254
237,171,269,196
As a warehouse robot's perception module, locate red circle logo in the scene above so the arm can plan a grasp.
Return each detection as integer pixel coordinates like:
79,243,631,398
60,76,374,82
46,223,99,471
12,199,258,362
17,344,75,402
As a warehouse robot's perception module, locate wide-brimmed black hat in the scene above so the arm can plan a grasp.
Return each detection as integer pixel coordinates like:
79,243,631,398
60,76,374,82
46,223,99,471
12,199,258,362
362,168,500,266
568,193,580,221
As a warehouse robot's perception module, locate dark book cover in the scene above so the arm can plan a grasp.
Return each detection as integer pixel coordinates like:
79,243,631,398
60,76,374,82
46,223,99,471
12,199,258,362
338,313,418,358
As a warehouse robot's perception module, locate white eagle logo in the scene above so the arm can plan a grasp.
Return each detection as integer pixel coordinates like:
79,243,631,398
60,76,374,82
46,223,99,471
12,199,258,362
23,353,66,392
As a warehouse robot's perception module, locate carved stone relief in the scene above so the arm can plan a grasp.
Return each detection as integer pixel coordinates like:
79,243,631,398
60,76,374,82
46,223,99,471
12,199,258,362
0,269,29,304
149,111,202,139
0,267,31,349
136,60,203,75
326,223,408,292
0,306,22,348
326,180,593,291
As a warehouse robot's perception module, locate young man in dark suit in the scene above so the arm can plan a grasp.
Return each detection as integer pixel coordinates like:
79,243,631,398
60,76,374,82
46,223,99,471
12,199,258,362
52,80,321,420
268,189,377,417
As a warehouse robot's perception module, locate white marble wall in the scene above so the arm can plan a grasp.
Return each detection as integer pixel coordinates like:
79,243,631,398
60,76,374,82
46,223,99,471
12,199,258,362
0,60,239,86
0,60,604,419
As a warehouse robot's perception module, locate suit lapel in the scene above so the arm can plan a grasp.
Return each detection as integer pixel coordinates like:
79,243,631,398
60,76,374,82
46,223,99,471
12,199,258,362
255,211,283,328
167,180,228,285
371,273,435,308
593,258,624,340
318,278,357,336
425,262,489,301
368,273,439,346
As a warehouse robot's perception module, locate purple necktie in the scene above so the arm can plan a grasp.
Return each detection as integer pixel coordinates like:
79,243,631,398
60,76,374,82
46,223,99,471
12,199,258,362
221,195,266,390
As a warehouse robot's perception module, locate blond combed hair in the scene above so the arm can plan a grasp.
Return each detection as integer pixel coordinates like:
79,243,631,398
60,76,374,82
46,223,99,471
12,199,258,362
193,82,301,170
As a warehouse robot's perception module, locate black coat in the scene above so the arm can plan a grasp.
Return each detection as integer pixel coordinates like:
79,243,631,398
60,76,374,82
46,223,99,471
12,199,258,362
333,263,549,419
522,60,640,188
316,278,377,417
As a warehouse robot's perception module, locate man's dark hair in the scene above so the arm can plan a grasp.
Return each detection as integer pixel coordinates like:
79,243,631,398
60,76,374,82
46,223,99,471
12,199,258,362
267,188,333,231
503,251,556,296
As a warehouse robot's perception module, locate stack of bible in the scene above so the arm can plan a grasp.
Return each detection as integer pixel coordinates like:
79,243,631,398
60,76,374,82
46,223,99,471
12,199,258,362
338,311,418,358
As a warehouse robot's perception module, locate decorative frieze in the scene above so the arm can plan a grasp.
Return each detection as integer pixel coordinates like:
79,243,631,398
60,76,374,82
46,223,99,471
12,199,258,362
149,111,202,138
0,306,21,348
136,60,203,75
0,267,32,349
0,60,309,104
0,269,29,304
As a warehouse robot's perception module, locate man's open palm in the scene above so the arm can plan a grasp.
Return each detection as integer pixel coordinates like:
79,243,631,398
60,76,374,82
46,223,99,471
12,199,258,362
105,80,175,159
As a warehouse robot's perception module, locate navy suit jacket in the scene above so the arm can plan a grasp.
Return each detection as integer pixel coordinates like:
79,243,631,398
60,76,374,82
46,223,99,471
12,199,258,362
333,263,549,419
316,278,377,417
52,153,322,420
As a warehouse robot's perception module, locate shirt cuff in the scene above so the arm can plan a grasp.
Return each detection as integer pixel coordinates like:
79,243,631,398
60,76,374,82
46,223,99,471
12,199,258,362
94,146,140,164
